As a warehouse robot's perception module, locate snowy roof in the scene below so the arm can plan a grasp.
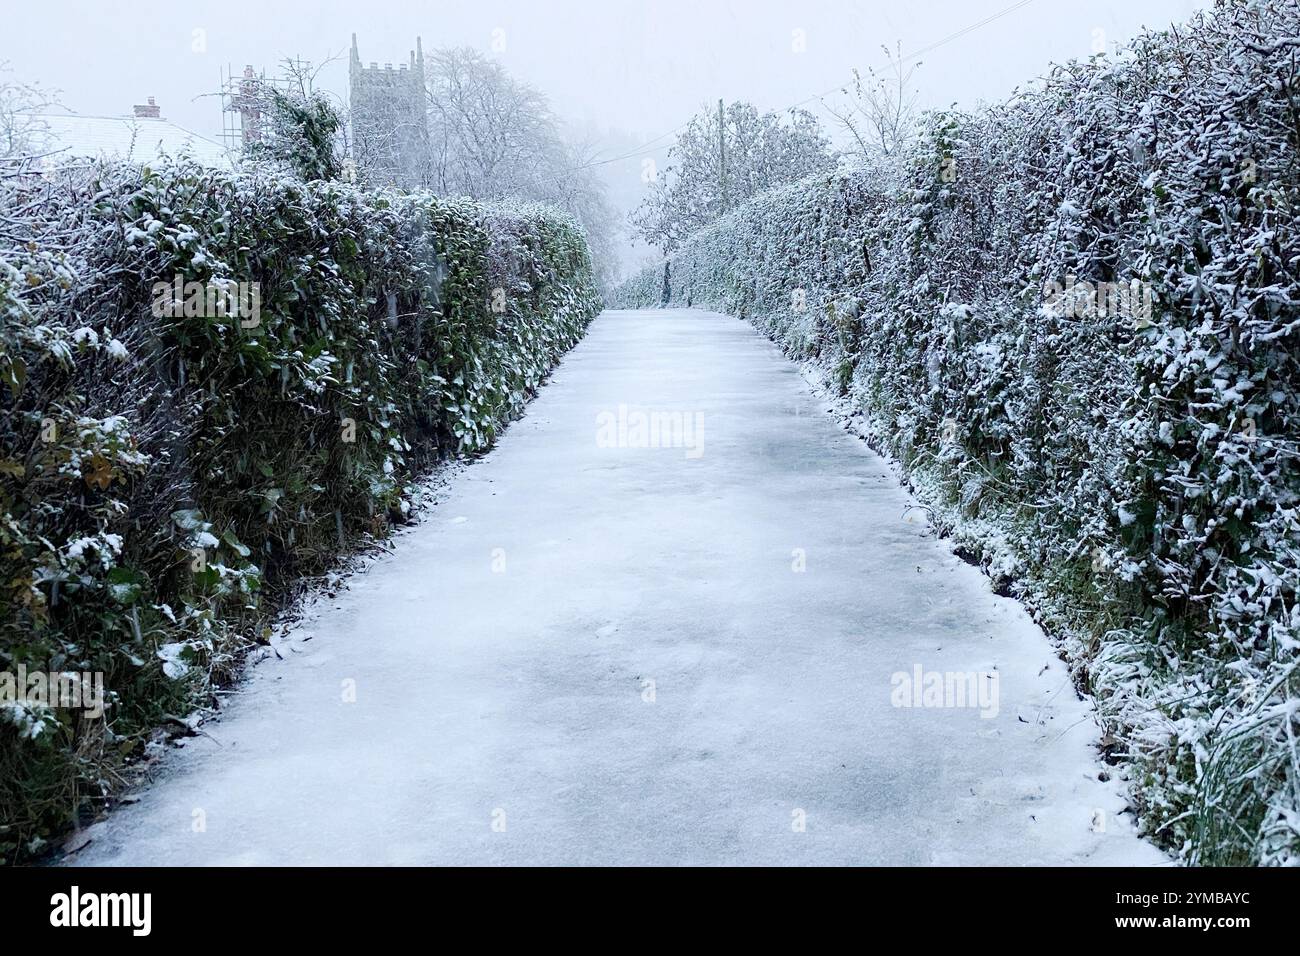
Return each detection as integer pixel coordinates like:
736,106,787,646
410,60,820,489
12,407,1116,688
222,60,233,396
25,111,233,169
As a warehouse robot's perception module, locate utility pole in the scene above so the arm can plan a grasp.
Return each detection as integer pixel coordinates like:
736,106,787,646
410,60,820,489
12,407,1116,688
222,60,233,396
718,98,728,214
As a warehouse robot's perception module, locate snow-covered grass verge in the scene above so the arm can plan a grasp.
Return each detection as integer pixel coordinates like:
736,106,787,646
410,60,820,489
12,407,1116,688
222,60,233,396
0,157,601,862
613,0,1300,866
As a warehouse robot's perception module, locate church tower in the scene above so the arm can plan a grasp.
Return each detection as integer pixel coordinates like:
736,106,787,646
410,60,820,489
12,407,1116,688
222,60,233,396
349,34,430,189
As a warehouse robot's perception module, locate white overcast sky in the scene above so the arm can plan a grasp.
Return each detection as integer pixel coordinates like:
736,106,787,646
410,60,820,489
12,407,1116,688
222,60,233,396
7,0,1208,144
4,0,1210,275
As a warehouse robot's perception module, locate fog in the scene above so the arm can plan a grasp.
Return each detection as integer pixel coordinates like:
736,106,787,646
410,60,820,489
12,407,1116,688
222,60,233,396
4,0,1211,274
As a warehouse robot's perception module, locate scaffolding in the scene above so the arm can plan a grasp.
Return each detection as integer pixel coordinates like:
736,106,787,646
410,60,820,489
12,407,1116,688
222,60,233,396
219,63,304,152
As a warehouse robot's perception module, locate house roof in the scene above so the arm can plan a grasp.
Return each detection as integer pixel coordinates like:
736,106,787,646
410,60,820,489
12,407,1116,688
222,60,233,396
25,110,233,169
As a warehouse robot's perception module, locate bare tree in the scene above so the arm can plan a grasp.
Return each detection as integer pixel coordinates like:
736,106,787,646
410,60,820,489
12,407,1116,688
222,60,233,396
424,48,558,199
630,100,835,254
826,43,921,160
423,47,619,287
0,62,59,158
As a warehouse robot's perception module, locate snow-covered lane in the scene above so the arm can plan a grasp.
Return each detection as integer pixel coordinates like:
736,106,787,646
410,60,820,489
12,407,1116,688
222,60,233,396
70,308,1165,866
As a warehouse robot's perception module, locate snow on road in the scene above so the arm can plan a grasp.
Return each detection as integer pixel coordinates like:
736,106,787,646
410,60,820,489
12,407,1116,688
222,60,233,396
70,308,1166,866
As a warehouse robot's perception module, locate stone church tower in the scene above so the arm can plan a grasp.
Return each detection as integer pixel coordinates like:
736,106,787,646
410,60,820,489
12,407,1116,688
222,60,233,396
349,34,430,189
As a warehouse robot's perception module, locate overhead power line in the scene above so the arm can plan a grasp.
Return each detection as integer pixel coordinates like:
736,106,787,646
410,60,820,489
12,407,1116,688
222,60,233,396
570,0,1037,173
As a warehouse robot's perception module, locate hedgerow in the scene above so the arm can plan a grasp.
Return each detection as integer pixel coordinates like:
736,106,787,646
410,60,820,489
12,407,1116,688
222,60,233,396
0,157,600,862
615,0,1300,865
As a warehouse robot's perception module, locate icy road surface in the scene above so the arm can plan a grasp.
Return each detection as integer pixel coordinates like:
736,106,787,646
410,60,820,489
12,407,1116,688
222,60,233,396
71,309,1165,866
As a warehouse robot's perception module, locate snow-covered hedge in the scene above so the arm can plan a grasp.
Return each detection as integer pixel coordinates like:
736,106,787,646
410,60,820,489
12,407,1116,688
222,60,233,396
615,0,1300,865
0,158,600,861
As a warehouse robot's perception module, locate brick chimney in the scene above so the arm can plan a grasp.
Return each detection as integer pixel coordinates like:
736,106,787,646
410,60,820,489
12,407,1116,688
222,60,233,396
132,97,161,119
